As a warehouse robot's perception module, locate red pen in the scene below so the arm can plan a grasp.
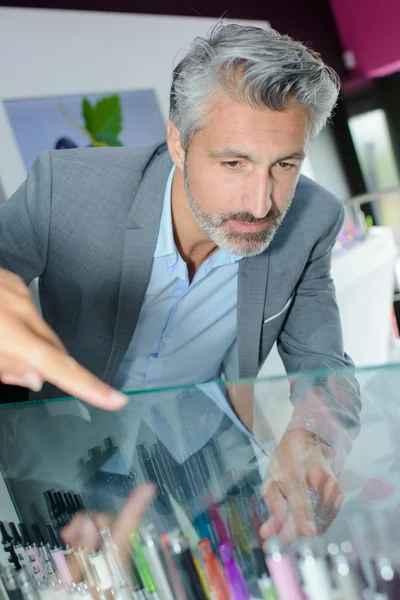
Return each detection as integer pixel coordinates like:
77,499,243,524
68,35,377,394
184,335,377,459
199,538,231,600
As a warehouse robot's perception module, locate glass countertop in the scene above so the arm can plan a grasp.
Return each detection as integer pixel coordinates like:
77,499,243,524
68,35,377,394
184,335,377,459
0,364,399,600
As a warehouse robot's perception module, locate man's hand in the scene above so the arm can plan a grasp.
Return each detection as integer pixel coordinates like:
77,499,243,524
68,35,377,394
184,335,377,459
61,484,155,566
0,269,126,409
260,429,344,544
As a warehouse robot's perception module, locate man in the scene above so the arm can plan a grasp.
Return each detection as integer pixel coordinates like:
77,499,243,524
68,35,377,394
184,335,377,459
0,24,360,542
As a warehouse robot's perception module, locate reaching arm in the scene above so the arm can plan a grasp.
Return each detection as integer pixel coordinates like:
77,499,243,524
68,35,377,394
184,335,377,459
277,202,361,469
0,151,52,283
0,153,126,409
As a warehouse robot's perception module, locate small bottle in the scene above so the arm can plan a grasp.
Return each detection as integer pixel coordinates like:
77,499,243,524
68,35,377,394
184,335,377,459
47,525,73,586
19,524,45,584
199,538,230,600
31,524,57,582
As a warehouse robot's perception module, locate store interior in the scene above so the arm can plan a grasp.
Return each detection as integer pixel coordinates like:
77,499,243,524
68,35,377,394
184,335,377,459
1,1,400,599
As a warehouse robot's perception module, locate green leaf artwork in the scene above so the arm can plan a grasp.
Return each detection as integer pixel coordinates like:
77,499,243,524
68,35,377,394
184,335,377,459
82,96,123,146
59,94,124,147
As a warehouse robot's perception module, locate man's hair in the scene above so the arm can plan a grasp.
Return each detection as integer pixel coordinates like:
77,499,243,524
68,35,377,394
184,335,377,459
169,23,340,150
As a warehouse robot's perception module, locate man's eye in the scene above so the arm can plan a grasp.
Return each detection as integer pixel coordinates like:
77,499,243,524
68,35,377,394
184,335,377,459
277,161,296,171
222,161,241,170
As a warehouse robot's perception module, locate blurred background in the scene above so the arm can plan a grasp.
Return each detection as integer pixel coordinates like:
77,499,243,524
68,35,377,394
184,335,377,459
0,0,400,381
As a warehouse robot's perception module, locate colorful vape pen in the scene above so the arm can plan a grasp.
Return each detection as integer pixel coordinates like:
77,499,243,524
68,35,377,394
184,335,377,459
328,545,364,600
129,530,157,594
298,543,332,600
8,524,26,570
199,538,231,600
99,527,133,599
265,537,304,600
47,525,73,586
1,567,24,600
218,540,250,600
31,524,57,581
160,534,187,600
0,523,20,572
169,529,208,600
140,523,175,600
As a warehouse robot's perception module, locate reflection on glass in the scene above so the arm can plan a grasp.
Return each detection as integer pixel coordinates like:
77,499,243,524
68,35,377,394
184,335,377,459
2,364,400,598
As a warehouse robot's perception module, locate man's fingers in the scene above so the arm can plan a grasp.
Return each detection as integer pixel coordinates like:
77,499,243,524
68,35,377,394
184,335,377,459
60,483,155,558
0,371,43,391
25,308,67,353
0,354,43,390
282,465,318,538
274,513,300,545
1,327,126,409
259,513,283,540
321,474,340,506
0,269,121,408
112,483,156,557
260,480,287,539
288,489,317,537
61,512,112,552
24,339,127,409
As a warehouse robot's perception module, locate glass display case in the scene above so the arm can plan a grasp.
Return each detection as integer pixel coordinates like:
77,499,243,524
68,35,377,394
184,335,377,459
0,363,399,600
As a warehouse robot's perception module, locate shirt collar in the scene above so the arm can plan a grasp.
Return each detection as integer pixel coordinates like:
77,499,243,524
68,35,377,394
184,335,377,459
153,164,242,264
153,165,176,258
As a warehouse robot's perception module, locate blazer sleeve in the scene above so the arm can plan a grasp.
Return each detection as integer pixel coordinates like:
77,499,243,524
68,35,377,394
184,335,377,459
277,202,361,471
0,151,52,285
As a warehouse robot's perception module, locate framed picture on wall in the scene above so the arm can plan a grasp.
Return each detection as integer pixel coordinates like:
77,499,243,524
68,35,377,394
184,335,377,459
3,89,166,172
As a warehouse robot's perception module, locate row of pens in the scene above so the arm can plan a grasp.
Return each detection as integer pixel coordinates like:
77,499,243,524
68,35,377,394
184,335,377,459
2,491,400,600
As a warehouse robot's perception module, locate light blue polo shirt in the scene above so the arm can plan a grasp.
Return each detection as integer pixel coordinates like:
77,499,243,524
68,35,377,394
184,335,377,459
112,166,242,391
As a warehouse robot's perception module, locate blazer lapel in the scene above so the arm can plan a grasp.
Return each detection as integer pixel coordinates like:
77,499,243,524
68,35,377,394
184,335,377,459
103,149,173,383
237,250,270,378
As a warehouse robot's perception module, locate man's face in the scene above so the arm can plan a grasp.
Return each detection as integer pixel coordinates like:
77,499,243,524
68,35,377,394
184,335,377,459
182,96,310,257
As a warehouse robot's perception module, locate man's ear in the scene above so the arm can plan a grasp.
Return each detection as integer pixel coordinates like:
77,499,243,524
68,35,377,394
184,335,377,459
166,120,185,170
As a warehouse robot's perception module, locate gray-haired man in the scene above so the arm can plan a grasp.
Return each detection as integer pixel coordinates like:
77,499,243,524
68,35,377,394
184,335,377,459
0,24,360,542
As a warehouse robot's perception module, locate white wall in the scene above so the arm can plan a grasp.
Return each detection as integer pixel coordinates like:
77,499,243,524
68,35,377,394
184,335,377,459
0,8,268,198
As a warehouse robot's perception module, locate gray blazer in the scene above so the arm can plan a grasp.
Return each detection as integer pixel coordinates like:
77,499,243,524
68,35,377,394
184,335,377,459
0,143,357,410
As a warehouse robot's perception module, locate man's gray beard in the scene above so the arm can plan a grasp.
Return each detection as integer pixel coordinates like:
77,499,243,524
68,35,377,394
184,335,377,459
183,164,290,257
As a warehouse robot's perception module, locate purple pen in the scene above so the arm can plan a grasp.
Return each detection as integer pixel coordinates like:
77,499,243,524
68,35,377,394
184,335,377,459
218,541,250,600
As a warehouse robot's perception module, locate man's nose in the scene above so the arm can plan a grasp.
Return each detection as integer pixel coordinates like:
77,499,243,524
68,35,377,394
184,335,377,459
243,174,273,219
